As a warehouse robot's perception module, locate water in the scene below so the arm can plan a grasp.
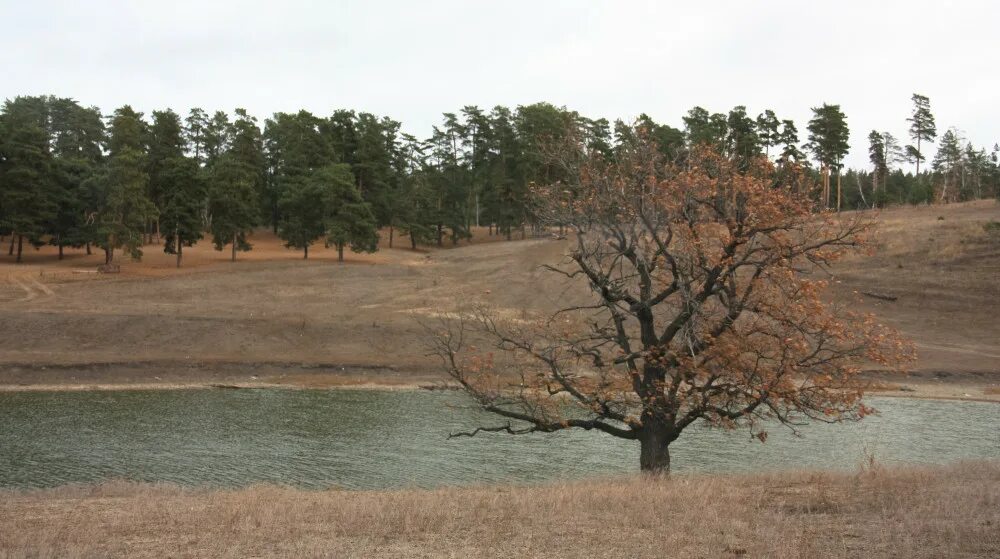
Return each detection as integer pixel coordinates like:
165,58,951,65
0,389,997,489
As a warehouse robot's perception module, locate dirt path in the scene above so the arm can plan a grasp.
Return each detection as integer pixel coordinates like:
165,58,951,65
4,272,56,303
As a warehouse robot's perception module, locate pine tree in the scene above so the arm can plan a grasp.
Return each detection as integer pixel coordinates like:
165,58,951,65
990,145,1000,199
396,171,439,249
0,96,56,262
353,113,400,234
203,110,231,167
725,105,760,165
756,110,781,159
277,175,326,259
582,117,613,158
806,104,850,210
868,130,886,202
184,108,209,164
907,94,937,176
320,163,379,261
683,106,728,149
514,102,577,237
209,154,258,260
635,113,684,160
932,128,963,202
150,109,205,266
160,156,205,267
207,108,264,261
94,106,157,263
263,110,331,231
47,98,105,258
392,134,438,248
148,109,187,240
882,132,905,174
777,119,806,163
487,106,525,240
963,143,988,200
429,118,472,245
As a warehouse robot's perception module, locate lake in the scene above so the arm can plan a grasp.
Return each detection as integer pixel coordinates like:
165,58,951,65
1,389,997,489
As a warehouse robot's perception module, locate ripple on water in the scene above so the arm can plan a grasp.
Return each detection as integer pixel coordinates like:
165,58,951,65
0,389,997,489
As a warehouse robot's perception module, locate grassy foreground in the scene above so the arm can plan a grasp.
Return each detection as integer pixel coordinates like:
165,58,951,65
2,462,997,558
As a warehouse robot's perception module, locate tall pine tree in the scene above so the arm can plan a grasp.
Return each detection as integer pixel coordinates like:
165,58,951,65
806,104,850,210
907,93,937,176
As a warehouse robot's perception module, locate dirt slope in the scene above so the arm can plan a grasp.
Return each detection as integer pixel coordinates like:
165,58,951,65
0,201,998,395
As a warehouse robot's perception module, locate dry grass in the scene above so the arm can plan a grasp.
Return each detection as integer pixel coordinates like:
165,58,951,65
1,462,997,558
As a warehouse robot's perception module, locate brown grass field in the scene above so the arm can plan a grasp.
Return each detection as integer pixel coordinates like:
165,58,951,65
0,200,998,399
1,461,997,558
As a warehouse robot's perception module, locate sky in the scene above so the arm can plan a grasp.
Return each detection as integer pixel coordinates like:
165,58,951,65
4,0,998,168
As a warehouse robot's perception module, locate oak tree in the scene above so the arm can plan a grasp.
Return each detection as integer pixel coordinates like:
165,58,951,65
432,134,911,474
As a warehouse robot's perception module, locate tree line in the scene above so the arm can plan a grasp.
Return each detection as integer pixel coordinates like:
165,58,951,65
1,94,997,264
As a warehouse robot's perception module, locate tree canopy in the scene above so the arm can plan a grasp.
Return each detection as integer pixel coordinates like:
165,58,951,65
2,93,997,265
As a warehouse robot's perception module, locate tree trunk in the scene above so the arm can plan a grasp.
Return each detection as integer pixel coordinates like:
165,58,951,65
303,245,308,259
176,242,182,268
338,243,344,262
506,226,511,241
86,242,92,255
836,170,842,211
437,224,443,247
107,233,115,265
16,235,24,264
826,168,831,209
231,234,237,262
410,234,417,250
638,428,672,473
58,244,64,260
389,226,394,249
8,234,15,256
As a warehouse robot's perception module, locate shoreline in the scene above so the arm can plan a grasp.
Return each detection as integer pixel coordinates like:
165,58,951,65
1,383,996,404
0,361,996,402
0,380,437,392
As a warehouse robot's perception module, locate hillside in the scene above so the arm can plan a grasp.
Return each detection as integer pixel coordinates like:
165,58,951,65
0,201,997,398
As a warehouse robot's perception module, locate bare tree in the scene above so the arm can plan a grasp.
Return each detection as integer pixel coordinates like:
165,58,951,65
431,133,912,474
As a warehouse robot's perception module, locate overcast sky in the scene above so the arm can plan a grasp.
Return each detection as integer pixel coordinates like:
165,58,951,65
4,0,998,167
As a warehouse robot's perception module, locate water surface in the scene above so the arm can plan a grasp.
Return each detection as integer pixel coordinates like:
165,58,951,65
0,389,997,489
